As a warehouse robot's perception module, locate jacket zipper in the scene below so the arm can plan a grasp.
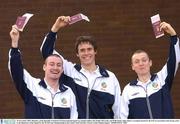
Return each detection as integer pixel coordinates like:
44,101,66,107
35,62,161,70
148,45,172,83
138,84,153,119
80,72,101,119
51,93,55,119
145,90,153,119
49,90,61,119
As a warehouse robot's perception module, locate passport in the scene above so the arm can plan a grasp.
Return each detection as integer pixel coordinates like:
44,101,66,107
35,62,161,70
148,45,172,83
151,14,164,38
15,13,33,31
69,13,90,25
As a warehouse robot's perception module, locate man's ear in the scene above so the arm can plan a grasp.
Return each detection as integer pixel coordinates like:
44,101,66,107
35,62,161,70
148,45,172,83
95,50,97,55
150,60,152,67
131,64,135,71
43,64,46,71
76,53,79,57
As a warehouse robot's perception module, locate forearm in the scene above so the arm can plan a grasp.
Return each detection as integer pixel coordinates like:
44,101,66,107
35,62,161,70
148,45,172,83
40,31,57,59
51,25,64,33
171,36,180,68
11,40,18,48
8,48,26,99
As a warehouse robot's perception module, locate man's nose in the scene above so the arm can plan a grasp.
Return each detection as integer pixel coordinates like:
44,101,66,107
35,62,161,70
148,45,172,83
84,49,89,54
139,61,144,65
53,65,59,69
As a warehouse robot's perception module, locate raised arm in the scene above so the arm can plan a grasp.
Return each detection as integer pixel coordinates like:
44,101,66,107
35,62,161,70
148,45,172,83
10,25,19,48
8,25,40,101
9,25,27,99
158,22,180,90
40,16,70,59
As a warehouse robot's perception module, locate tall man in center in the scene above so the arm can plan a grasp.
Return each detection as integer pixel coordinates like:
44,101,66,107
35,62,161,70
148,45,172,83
40,16,121,119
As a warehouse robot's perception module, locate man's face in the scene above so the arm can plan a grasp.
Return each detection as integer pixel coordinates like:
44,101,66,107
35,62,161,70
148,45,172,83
43,56,63,80
131,52,152,76
76,42,97,67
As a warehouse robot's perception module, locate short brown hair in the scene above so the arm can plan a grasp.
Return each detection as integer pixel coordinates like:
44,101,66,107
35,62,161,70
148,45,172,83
44,54,62,64
131,49,150,62
75,36,97,53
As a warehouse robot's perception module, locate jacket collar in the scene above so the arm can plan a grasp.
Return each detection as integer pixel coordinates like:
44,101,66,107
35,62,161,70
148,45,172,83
74,64,109,77
130,74,157,86
39,73,68,92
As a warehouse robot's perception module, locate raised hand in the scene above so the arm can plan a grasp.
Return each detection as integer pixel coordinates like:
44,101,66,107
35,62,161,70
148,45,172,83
160,22,176,36
10,25,20,48
51,16,70,32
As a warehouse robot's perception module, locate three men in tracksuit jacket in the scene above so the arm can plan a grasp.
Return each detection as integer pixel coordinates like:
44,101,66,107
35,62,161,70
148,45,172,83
9,25,78,119
9,15,178,119
120,22,180,119
40,16,121,119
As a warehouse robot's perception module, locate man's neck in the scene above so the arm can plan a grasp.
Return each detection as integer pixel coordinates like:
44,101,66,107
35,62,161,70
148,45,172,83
82,64,97,73
138,74,151,83
44,78,59,92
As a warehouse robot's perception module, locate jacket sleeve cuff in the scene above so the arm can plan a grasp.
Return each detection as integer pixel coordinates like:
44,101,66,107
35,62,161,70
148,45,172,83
170,35,178,45
49,31,57,37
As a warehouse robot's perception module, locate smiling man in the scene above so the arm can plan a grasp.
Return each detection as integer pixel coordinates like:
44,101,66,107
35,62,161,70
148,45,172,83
8,25,78,119
40,16,121,119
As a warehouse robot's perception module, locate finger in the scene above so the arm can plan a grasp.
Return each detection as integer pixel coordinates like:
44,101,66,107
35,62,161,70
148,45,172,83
64,17,70,23
160,22,168,31
59,16,66,21
160,22,166,27
67,16,70,21
12,25,19,32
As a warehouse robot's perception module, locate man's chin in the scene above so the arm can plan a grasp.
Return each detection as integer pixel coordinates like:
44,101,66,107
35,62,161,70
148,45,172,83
50,76,60,80
82,62,92,66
